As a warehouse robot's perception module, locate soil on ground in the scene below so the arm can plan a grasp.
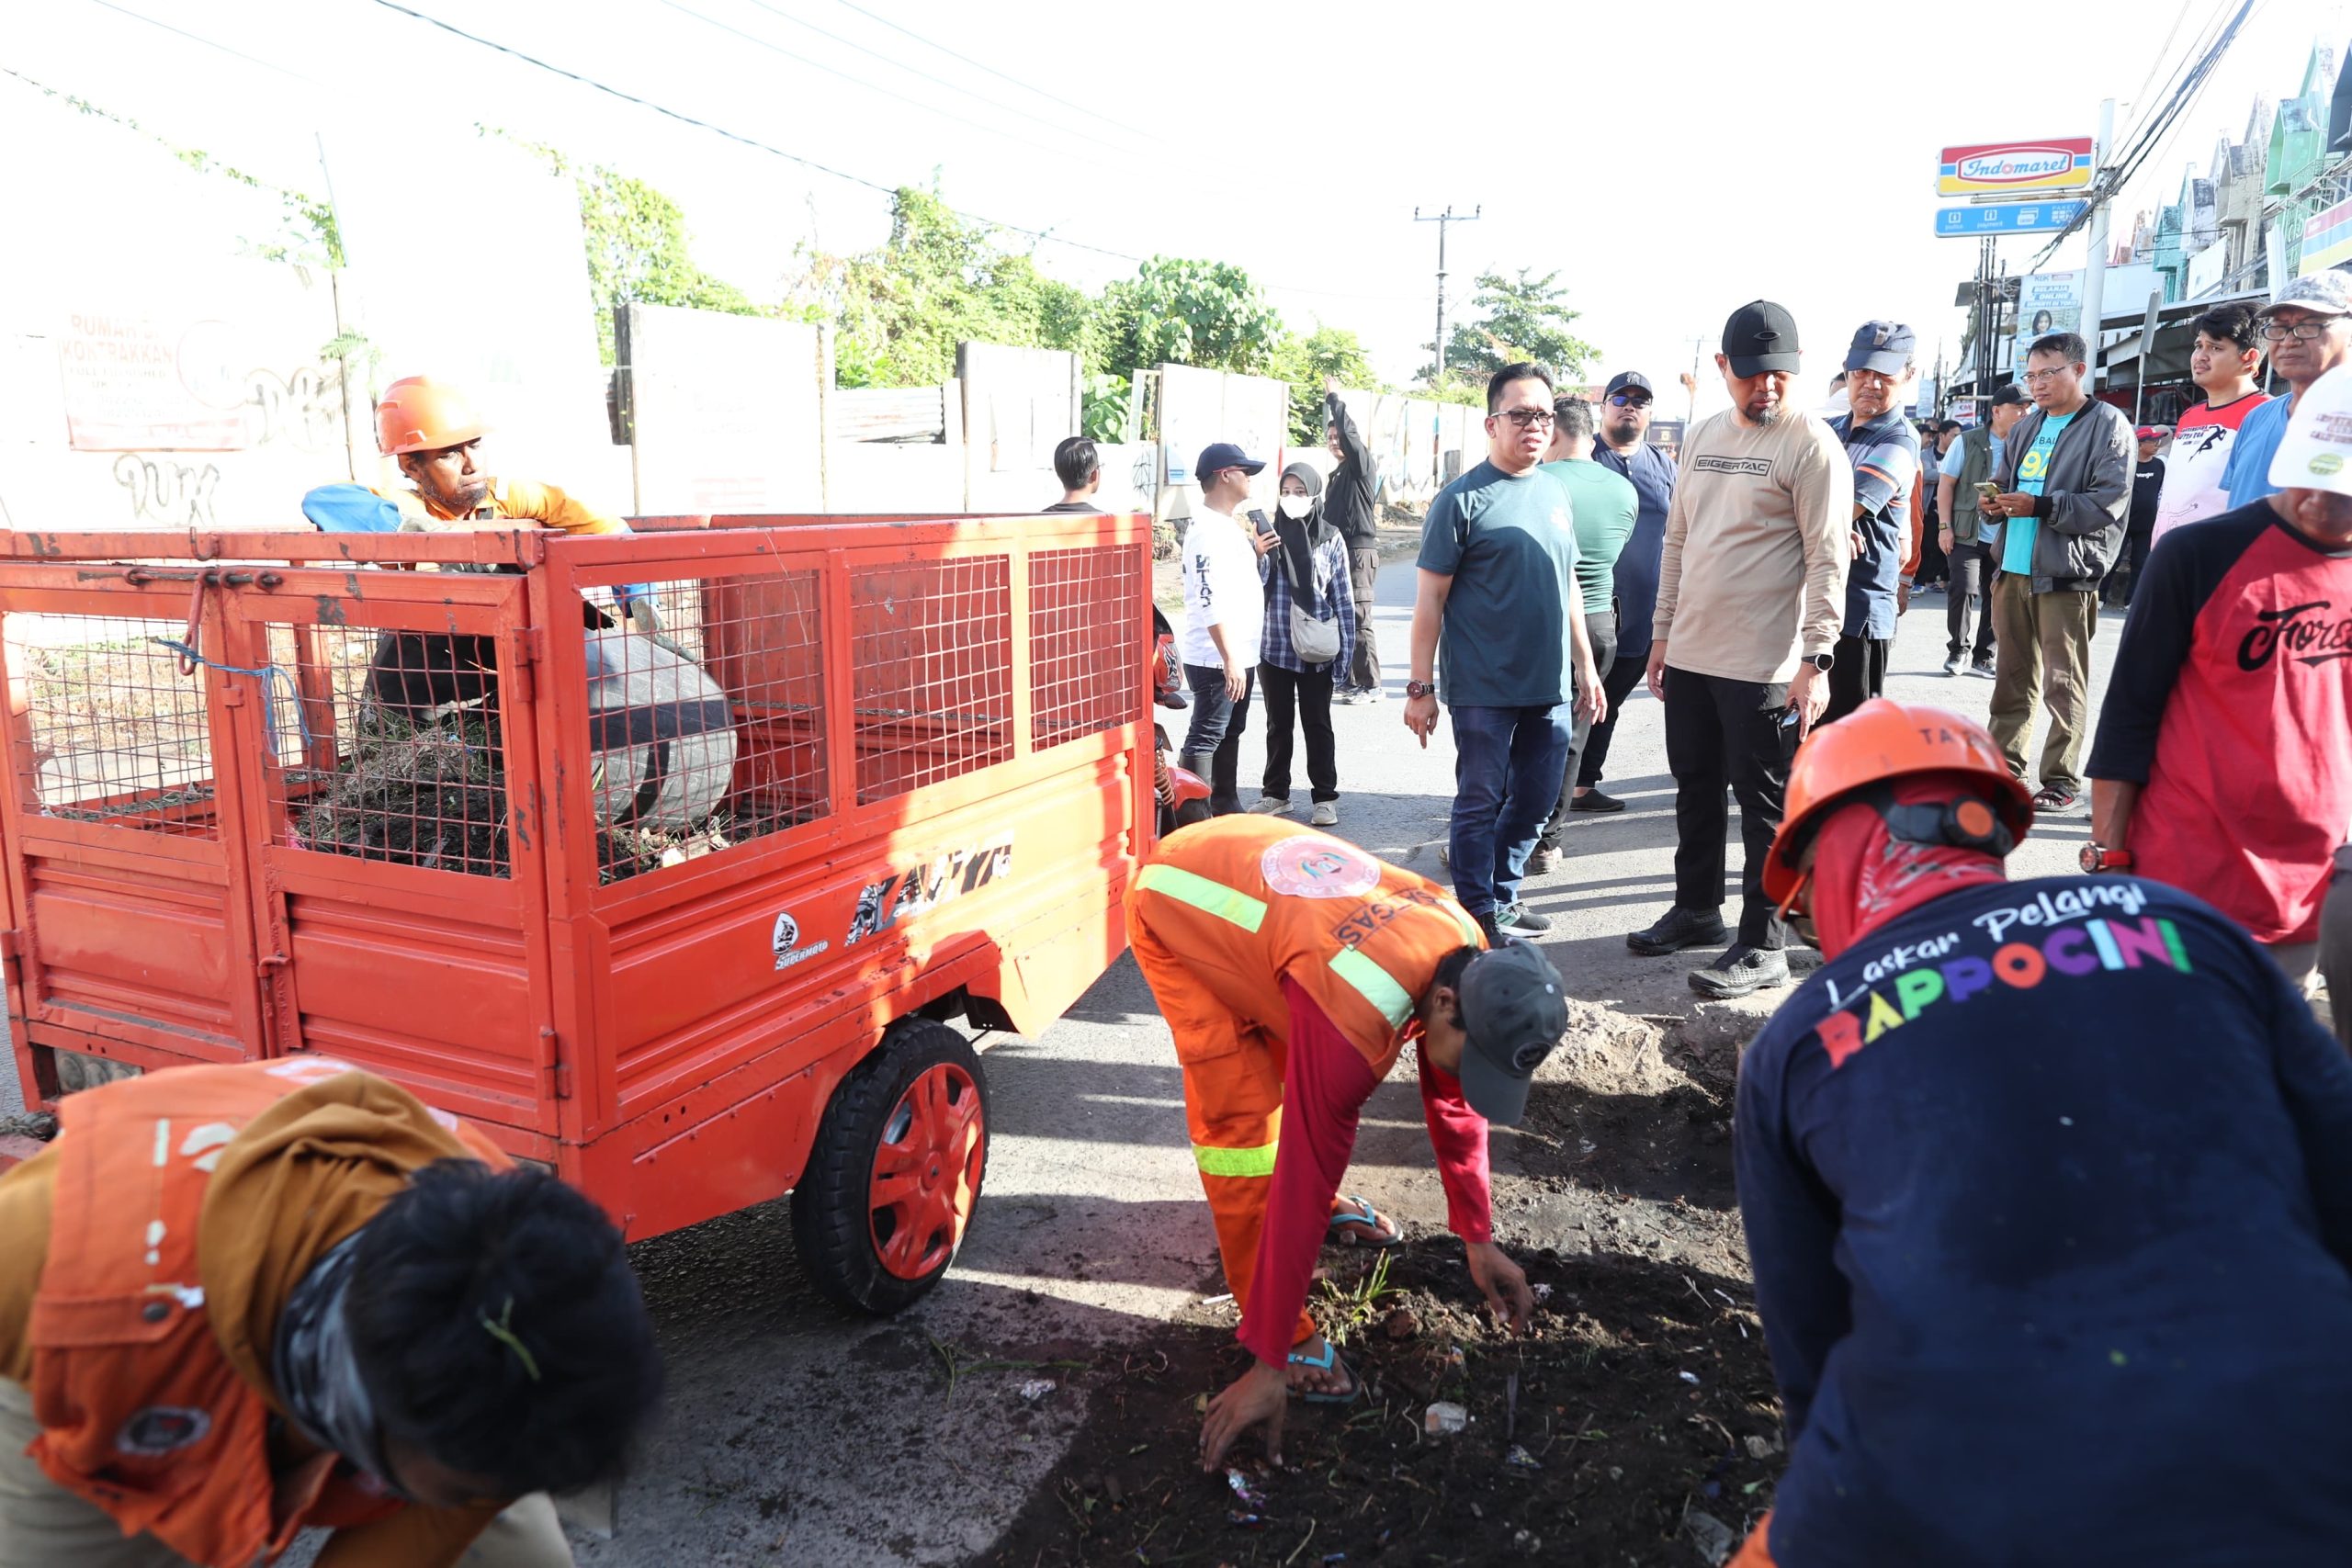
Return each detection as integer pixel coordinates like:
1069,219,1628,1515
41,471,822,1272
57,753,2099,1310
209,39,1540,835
976,1010,1779,1568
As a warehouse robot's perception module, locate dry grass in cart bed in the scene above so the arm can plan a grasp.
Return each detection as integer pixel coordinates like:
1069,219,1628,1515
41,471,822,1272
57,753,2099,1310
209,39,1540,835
977,1237,1783,1567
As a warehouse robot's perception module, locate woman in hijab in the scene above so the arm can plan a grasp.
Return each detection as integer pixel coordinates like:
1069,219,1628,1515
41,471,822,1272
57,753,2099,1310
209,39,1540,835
1250,461,1359,826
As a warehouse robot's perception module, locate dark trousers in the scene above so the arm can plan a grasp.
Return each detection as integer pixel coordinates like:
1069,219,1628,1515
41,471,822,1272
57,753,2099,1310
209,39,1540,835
1820,632,1891,727
2105,531,2153,607
1664,667,1797,949
1576,644,1651,790
1258,663,1337,803
1543,609,1616,848
1448,703,1573,920
1182,661,1254,815
1917,524,1948,587
1946,541,1996,661
1346,547,1381,692
2323,858,2352,1053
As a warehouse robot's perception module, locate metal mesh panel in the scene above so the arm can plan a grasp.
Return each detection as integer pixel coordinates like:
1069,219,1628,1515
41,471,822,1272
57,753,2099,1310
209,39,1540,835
850,556,1012,804
8,615,221,838
269,623,516,879
1029,546,1142,747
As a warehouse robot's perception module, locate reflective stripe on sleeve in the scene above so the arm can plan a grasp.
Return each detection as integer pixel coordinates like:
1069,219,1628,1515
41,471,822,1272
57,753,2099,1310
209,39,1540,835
1193,1140,1279,1178
1329,947,1413,1029
1136,863,1268,931
1440,900,1481,948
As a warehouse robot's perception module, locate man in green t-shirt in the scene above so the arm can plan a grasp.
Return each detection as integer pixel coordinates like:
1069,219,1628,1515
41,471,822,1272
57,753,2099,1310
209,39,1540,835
1533,396,1640,871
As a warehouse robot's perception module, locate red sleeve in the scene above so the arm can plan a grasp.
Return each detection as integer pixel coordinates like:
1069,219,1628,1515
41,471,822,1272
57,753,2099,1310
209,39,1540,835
1238,979,1378,1368
1418,1048,1493,1244
1902,468,1924,577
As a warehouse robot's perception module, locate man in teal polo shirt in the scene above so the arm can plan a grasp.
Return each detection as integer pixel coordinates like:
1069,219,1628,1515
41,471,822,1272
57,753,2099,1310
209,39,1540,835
1405,363,1605,945
1533,395,1639,872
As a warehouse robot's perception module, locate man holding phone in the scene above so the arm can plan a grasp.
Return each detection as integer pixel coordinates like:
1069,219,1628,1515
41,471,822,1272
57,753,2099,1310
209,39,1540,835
1936,385,2025,677
1179,443,1279,815
1628,301,1852,998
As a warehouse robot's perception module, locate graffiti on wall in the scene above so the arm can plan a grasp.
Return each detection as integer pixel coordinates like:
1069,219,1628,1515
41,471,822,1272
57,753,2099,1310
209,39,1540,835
112,454,221,527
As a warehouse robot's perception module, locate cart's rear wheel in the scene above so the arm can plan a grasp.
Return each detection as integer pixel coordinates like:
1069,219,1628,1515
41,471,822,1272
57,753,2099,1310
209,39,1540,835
792,1018,989,1314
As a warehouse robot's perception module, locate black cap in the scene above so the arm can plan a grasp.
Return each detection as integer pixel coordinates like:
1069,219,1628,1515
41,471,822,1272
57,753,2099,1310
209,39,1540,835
1990,384,2027,408
1453,943,1570,1127
1843,320,1916,376
1604,370,1654,400
1723,300,1802,377
1194,442,1266,481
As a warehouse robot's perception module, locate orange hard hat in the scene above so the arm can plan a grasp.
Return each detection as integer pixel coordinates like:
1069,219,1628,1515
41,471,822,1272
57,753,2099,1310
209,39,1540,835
1760,699,2033,908
376,376,491,456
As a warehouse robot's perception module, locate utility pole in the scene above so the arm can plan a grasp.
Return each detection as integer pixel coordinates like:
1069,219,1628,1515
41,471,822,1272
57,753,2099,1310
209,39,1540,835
2079,96,2116,389
1414,205,1479,388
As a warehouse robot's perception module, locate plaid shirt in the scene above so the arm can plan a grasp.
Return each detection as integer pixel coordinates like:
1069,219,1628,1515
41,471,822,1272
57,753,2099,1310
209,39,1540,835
1260,527,1359,674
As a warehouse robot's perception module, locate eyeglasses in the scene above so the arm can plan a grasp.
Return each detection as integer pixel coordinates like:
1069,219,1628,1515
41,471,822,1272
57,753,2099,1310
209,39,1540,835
2259,319,2342,342
2020,367,2075,384
1607,394,1652,409
1495,409,1555,429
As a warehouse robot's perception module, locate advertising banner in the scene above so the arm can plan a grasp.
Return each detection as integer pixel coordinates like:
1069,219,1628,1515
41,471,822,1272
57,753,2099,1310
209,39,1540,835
1937,137,2094,197
2008,272,2084,371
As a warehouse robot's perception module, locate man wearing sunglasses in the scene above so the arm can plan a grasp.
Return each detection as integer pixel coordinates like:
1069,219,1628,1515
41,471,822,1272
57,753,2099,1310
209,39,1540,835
1569,372,1679,815
1629,301,1852,998
1406,363,1604,947
2220,273,2352,511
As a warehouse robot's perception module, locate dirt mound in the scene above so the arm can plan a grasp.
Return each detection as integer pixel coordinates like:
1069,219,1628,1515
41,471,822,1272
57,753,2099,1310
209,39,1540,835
974,1240,1780,1567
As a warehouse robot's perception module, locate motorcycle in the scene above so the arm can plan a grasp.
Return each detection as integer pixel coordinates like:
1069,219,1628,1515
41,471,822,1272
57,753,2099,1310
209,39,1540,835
1151,607,1213,838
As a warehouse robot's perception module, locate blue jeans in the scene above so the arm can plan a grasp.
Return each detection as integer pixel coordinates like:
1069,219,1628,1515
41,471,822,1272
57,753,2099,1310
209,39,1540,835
1448,703,1574,921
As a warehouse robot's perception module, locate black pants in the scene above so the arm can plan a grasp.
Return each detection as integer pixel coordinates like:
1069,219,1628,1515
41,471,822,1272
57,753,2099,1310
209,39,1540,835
1543,609,1616,847
1576,643,1651,790
1946,541,1996,662
1820,633,1891,727
1916,524,1948,587
1258,663,1337,802
2106,530,2153,607
1664,667,1797,949
1182,661,1254,815
1346,547,1381,692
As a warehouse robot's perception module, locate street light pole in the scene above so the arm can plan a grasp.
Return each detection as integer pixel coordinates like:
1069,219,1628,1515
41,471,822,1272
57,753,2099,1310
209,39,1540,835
2079,96,2116,388
1414,204,1480,389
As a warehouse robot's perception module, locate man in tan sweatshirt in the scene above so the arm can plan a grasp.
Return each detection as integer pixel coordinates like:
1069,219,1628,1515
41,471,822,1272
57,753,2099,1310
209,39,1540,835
1629,300,1853,998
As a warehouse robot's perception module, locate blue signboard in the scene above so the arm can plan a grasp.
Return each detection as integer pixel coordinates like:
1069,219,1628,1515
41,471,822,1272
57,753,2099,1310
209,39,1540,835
1935,199,2087,238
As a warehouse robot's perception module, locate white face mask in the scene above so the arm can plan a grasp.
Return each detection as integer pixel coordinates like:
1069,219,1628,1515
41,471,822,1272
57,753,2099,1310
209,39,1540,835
1278,493,1313,520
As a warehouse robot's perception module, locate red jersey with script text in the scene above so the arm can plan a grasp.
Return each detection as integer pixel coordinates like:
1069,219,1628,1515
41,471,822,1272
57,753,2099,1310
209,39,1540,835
2087,503,2352,943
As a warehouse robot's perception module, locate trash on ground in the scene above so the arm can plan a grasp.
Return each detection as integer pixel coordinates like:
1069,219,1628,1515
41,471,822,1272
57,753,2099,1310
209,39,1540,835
1017,1378,1057,1403
1504,1444,1542,1471
1423,1401,1468,1436
1679,1371,1702,1384
1683,1506,1737,1565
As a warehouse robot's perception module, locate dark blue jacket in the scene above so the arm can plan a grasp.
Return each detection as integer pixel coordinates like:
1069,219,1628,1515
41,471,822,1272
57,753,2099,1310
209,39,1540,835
1592,439,1676,656
1736,875,2352,1566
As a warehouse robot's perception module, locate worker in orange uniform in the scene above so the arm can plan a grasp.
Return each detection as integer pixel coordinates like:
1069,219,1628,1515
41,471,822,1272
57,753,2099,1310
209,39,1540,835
1124,815,1571,1469
301,376,652,718
0,1056,662,1567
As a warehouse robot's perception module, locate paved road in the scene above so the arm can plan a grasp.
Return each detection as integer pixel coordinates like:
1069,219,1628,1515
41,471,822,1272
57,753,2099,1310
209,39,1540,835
0,561,2124,1565
566,563,2124,1565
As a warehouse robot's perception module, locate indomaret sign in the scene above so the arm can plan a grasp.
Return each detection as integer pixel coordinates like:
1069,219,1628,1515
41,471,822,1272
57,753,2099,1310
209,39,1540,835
1937,137,2094,197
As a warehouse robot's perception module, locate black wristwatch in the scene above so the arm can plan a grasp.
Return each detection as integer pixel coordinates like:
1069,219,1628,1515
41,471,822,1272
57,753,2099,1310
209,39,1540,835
1800,652,1834,671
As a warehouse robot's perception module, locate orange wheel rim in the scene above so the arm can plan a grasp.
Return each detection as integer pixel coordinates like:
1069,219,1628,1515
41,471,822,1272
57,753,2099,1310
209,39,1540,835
867,1062,985,1280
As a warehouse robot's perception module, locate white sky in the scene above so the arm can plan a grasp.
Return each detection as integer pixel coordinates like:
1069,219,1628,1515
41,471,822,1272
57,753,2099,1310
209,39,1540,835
8,0,2348,423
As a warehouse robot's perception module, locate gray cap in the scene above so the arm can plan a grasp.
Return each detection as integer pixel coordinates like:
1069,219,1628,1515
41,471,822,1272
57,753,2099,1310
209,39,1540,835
1845,320,1917,376
2258,271,2352,319
1453,943,1569,1127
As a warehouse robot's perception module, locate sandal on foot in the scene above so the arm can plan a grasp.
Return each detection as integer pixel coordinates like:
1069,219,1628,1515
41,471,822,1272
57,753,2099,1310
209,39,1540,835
1327,1194,1403,1249
1285,1339,1363,1405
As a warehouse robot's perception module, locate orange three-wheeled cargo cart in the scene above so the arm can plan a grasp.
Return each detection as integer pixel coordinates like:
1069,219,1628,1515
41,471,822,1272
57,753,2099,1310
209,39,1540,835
0,512,1157,1312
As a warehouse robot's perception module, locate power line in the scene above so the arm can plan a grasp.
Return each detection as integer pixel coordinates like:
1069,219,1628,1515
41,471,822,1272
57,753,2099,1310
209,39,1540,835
828,0,1159,144
736,0,1141,152
78,0,321,84
653,0,1119,170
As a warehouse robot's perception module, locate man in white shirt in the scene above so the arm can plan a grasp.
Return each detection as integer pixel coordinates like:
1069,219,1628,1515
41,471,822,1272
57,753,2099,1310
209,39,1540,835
2150,302,2268,547
1180,442,1277,814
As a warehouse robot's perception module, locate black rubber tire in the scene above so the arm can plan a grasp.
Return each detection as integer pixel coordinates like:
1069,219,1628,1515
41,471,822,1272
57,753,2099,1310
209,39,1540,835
791,1018,989,1315
1174,797,1214,829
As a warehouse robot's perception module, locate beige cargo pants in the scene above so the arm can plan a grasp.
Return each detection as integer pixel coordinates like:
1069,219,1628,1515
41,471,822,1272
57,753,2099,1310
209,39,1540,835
0,1379,571,1567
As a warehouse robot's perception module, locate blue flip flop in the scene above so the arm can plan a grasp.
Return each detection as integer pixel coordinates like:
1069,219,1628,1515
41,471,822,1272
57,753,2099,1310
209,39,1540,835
1327,1193,1403,1249
1286,1339,1363,1405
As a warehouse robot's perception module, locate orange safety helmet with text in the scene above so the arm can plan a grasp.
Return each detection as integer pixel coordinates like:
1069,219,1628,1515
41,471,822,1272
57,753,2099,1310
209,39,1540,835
1761,699,2034,918
375,376,491,456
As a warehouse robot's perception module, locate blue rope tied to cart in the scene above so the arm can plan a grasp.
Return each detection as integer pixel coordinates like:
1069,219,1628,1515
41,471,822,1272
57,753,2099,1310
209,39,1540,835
150,638,317,757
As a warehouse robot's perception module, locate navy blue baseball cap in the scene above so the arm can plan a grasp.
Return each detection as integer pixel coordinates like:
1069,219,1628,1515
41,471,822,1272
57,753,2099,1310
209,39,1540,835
1845,321,1917,376
1604,370,1654,400
1194,442,1266,480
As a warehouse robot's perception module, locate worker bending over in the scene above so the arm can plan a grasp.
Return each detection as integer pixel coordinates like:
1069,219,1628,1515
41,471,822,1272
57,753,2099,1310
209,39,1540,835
1729,700,2352,1567
0,1058,662,1567
1125,816,1569,1469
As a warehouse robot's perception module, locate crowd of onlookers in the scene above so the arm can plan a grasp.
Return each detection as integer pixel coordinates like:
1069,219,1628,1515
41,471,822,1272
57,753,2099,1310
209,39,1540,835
1140,267,2351,1031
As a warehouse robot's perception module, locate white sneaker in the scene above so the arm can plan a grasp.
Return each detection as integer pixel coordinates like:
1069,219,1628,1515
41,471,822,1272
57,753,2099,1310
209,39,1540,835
1310,801,1339,827
1249,795,1293,816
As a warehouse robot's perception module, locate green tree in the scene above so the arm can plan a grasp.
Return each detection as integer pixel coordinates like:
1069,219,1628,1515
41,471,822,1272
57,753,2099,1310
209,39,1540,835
1268,324,1379,443
1424,268,1600,385
1094,257,1286,378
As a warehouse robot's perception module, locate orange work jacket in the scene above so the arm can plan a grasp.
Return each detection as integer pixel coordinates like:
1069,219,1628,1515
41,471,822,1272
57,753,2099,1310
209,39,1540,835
23,1058,506,1568
390,477,625,535
1127,817,1485,1074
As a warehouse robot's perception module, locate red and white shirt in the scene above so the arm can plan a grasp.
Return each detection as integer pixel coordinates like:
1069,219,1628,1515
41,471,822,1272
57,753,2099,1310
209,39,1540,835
2150,392,2268,547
